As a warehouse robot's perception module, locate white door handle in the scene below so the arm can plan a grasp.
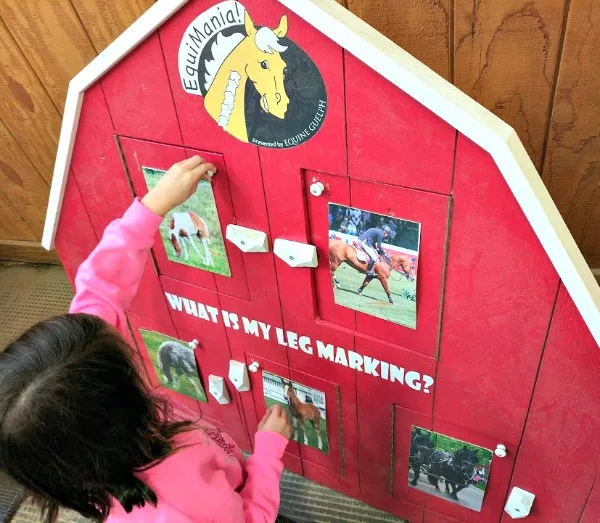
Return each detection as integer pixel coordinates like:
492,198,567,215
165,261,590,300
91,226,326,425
248,361,260,373
310,182,325,197
273,239,318,268
228,360,250,392
208,375,231,404
226,224,269,253
495,444,507,458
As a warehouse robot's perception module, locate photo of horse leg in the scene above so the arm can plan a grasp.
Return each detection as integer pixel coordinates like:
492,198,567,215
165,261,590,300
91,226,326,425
180,233,190,260
311,415,323,450
357,275,375,295
186,234,206,264
201,237,214,266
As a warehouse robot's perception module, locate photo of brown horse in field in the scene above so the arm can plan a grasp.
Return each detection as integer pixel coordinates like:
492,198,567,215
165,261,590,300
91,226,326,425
282,378,323,450
328,239,415,304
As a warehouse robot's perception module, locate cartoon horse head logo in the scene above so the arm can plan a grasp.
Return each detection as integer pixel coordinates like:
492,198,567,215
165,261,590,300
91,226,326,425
180,1,326,148
201,11,290,142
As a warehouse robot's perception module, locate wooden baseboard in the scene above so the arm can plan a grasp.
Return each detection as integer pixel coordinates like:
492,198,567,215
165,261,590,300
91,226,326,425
0,240,61,265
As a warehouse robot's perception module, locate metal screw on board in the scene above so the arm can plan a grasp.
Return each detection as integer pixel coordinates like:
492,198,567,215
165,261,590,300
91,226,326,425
495,444,507,458
248,362,260,373
310,182,325,197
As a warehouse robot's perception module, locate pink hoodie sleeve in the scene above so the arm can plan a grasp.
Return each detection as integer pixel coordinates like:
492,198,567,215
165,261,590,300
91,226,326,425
214,432,289,523
69,199,163,330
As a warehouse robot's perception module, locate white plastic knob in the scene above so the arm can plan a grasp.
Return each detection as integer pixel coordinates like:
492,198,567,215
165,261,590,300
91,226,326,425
495,444,507,458
310,182,325,197
248,362,260,373
188,339,199,349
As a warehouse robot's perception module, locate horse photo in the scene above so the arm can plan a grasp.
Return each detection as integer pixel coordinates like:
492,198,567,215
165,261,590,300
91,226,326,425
407,426,493,512
261,371,329,453
328,203,420,328
139,330,208,403
142,167,231,277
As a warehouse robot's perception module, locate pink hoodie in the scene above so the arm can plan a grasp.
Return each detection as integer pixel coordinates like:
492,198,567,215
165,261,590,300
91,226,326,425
69,198,288,522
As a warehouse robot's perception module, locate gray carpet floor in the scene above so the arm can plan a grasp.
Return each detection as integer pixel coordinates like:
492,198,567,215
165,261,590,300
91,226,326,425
0,262,404,523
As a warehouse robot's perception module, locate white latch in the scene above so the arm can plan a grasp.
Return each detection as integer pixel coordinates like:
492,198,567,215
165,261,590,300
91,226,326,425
228,360,250,392
495,444,507,458
208,375,230,404
248,361,260,373
226,224,269,253
273,239,318,268
310,182,325,197
504,487,535,519
188,339,199,350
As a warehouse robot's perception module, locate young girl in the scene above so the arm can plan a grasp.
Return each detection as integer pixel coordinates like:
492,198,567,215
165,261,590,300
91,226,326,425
0,156,292,523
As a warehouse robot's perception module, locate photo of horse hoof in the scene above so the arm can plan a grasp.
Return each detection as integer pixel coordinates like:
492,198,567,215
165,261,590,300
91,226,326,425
139,329,208,403
262,371,329,454
142,166,231,277
408,426,493,512
328,203,420,329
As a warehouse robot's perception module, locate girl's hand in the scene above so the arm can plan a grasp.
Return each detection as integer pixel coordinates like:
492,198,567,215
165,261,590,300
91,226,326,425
142,156,217,216
257,405,292,440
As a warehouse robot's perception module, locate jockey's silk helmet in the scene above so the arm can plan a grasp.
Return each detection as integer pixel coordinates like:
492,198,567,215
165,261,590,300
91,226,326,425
382,225,393,236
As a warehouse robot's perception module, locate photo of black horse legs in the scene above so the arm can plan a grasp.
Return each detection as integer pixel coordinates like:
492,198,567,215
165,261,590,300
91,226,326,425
407,426,492,513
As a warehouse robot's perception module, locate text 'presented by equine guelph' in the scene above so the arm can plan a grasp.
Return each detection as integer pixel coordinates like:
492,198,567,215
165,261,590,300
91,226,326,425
164,292,434,394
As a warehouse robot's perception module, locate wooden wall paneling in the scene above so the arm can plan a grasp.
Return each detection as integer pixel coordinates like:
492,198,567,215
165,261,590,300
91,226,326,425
0,0,96,112
0,191,36,241
454,0,566,168
0,118,49,236
0,240,61,264
541,0,600,267
69,0,155,53
0,18,60,183
347,0,451,80
502,285,600,523
435,135,559,444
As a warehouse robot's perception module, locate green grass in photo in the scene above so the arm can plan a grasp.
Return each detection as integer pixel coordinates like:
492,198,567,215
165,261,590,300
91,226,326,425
332,264,417,328
143,167,231,277
139,329,208,403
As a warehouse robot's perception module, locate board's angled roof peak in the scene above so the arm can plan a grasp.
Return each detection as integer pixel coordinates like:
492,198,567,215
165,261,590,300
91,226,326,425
41,0,600,347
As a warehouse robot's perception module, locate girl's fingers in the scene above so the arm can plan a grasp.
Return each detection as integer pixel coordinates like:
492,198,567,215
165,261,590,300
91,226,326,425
260,407,273,424
178,155,205,169
189,163,217,182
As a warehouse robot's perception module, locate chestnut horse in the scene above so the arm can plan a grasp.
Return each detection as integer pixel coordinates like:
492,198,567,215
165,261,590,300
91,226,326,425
282,379,323,450
328,239,415,304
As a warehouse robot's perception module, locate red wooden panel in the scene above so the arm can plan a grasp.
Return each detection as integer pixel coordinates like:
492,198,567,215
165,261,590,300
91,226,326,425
176,325,251,451
356,334,435,514
351,179,450,356
435,135,559,444
55,173,98,285
101,34,182,144
306,171,354,330
127,313,202,415
426,419,515,523
69,84,170,322
160,0,346,175
345,53,456,194
581,478,600,523
502,285,600,523
424,509,461,523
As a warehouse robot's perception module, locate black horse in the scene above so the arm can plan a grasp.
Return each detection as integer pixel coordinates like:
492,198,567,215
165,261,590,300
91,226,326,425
427,446,479,501
409,429,434,486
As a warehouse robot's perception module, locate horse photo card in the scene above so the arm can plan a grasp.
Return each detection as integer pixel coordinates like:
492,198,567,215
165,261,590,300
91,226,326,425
262,371,329,454
408,426,493,512
142,166,231,277
328,204,420,328
139,329,208,403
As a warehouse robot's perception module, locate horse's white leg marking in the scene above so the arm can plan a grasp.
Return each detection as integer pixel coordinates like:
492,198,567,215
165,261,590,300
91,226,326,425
303,421,308,445
188,234,205,264
202,238,213,266
292,417,299,441
317,433,323,450
181,236,190,260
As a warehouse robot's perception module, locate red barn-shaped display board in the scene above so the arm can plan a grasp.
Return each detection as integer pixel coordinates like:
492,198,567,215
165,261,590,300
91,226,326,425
44,0,600,521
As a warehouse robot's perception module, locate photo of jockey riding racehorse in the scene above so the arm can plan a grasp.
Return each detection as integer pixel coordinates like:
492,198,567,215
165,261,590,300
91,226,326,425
407,426,493,513
328,204,420,328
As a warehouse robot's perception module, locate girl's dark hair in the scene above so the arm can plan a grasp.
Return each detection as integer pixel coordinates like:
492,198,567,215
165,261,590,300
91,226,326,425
0,314,193,522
